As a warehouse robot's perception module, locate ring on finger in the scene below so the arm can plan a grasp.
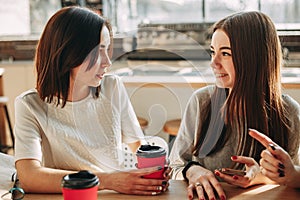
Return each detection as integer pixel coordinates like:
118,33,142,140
151,192,157,196
188,184,194,189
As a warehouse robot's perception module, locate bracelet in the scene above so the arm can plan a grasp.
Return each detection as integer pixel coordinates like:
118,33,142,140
182,161,203,181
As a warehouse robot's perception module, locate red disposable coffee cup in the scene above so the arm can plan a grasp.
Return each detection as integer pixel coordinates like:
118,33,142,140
61,170,99,200
136,144,167,179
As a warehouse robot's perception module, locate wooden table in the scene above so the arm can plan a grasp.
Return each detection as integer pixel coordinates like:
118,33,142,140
1,180,300,200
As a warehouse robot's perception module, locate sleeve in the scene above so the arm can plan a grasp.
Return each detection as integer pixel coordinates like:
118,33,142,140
107,75,144,144
284,95,300,165
169,90,202,180
14,95,43,163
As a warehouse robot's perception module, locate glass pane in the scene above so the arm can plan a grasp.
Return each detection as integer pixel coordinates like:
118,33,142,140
205,0,258,22
0,0,30,36
135,0,203,24
104,0,203,33
261,0,300,23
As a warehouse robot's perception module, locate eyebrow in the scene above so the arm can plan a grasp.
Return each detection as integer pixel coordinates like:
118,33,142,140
220,46,231,50
210,46,231,50
100,44,106,48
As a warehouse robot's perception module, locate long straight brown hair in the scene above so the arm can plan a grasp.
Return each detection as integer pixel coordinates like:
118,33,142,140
193,11,290,166
35,6,113,108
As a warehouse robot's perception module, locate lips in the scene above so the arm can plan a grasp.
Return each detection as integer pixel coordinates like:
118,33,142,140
96,74,103,79
215,73,228,78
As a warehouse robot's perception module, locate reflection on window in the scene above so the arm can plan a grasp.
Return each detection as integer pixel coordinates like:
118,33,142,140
103,0,300,33
205,0,258,22
261,0,300,23
0,0,300,36
0,0,30,36
0,0,60,37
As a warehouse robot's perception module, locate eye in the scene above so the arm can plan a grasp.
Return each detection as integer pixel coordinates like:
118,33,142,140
222,51,231,56
210,50,215,56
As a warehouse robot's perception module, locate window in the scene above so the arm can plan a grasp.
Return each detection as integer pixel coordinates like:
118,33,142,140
103,0,300,33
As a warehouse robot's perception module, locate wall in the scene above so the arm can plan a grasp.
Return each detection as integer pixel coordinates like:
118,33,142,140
0,61,35,127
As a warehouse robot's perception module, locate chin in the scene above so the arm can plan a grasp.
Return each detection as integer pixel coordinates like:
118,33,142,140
91,80,101,87
96,80,102,86
216,82,226,88
216,81,233,89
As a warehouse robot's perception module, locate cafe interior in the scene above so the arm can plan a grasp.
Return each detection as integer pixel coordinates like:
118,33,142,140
0,0,300,199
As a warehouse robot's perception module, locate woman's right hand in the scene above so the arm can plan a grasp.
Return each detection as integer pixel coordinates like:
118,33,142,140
98,166,169,195
186,165,226,200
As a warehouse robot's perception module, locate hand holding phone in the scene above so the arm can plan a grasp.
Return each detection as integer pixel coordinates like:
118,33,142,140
218,168,246,176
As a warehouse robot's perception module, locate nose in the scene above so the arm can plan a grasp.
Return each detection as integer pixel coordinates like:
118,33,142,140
101,54,112,69
210,55,221,69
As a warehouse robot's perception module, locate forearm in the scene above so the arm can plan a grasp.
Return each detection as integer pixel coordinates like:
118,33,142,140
96,171,114,190
17,162,75,193
16,159,114,193
169,159,186,180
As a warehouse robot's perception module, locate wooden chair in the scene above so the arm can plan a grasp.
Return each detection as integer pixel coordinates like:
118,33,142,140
163,119,181,151
137,116,148,132
163,119,181,142
0,69,14,154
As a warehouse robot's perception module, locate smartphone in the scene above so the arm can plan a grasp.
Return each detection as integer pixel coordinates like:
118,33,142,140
218,168,246,176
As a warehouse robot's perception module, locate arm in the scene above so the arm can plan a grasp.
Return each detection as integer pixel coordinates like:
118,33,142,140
127,140,141,153
16,159,169,195
112,75,145,147
169,87,226,200
16,159,74,193
168,91,199,180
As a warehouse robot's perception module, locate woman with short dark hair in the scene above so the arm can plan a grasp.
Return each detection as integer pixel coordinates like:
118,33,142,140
14,6,169,195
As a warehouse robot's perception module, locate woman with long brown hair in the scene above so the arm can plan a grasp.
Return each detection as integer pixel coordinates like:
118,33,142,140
169,11,300,200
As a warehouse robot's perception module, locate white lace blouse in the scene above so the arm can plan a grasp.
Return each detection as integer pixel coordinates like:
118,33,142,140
14,75,144,172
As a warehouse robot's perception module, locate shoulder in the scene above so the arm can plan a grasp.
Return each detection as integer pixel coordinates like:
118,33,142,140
191,85,215,102
101,74,122,85
15,88,46,111
99,74,126,97
282,94,300,115
100,74,123,91
183,85,215,110
194,85,215,95
15,88,40,103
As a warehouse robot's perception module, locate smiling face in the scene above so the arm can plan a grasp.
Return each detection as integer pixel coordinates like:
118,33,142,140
210,29,235,90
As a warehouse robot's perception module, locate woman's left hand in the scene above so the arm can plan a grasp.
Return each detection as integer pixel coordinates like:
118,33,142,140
215,156,260,188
